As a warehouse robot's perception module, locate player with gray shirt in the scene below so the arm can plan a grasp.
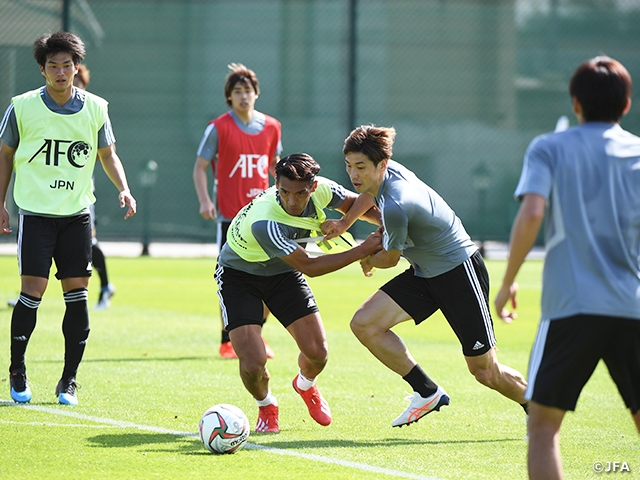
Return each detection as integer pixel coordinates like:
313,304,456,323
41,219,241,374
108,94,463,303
495,56,640,479
337,124,528,429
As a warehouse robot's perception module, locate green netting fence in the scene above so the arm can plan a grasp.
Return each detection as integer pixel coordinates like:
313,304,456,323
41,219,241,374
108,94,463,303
3,0,640,246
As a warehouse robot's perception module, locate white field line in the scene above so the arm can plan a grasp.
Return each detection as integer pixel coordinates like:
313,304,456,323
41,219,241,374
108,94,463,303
1,400,444,480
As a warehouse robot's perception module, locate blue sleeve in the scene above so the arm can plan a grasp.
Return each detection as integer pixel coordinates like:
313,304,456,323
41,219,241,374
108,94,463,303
196,123,218,161
514,134,553,201
0,105,19,148
97,114,115,148
382,199,409,252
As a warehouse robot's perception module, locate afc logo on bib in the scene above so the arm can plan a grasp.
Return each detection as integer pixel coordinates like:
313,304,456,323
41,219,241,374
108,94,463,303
229,154,269,179
28,139,92,168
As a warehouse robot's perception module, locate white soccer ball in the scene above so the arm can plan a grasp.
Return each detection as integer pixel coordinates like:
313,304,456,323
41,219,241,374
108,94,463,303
198,404,250,454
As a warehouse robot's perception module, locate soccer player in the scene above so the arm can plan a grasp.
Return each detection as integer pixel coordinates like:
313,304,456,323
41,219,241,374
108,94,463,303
193,63,280,359
0,32,136,405
337,125,528,428
494,56,640,480
73,64,116,311
216,152,381,433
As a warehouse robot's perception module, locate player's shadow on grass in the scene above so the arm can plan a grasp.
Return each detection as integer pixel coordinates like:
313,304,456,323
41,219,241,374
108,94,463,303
32,356,211,364
88,432,204,453
86,433,522,456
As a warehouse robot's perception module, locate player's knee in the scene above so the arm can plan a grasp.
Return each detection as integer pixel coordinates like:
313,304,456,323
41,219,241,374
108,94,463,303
350,312,374,339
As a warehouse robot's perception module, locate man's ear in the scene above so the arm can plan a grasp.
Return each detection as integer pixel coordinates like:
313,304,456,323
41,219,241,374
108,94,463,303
310,179,318,193
623,97,632,117
572,97,583,123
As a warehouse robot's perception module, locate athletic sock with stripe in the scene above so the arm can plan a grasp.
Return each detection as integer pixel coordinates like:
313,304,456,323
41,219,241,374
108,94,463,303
61,288,90,380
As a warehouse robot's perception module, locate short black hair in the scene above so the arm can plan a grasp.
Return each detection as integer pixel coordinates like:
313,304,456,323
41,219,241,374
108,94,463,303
569,56,632,123
224,63,259,107
275,153,321,184
33,31,85,67
343,125,396,166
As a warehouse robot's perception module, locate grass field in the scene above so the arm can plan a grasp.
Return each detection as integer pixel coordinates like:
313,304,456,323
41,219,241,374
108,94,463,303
0,253,637,479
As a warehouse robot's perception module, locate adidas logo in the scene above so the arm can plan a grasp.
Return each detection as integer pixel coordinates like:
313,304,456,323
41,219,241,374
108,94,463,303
472,340,485,351
307,298,316,308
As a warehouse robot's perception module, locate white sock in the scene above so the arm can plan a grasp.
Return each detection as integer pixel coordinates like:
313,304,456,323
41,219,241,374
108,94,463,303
256,390,278,407
296,371,316,391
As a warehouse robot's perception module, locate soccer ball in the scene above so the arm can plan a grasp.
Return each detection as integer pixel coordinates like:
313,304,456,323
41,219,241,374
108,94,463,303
198,404,250,454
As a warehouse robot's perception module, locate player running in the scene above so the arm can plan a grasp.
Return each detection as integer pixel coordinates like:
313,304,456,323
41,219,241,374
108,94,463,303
215,153,381,433
333,125,528,428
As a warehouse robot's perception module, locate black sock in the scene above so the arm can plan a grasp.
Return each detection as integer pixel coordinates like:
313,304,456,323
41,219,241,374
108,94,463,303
92,242,109,288
221,330,230,343
10,293,41,372
402,364,438,398
61,288,90,380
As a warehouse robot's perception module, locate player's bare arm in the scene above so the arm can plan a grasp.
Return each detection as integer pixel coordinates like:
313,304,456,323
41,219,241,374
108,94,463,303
494,193,546,323
322,192,381,239
193,155,217,220
281,230,382,277
360,247,402,277
97,144,137,220
0,141,16,234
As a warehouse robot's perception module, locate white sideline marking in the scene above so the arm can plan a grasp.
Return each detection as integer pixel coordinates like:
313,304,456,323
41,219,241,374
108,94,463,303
0,419,122,428
2,400,443,480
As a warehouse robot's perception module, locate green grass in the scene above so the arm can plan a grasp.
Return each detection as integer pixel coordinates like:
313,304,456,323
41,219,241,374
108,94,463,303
0,254,637,479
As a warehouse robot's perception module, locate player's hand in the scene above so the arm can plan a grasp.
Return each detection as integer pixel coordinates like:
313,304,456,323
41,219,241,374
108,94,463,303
360,256,376,277
199,199,217,221
119,189,137,220
320,218,347,240
0,207,11,234
359,230,383,256
494,282,518,323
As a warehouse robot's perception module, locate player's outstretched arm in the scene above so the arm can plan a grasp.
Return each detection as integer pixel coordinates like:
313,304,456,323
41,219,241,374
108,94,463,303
97,144,136,220
281,230,382,277
322,192,381,240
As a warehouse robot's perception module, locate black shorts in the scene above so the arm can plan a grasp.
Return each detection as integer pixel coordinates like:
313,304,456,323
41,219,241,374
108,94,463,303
215,263,319,332
18,213,92,280
526,314,640,413
380,251,495,356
